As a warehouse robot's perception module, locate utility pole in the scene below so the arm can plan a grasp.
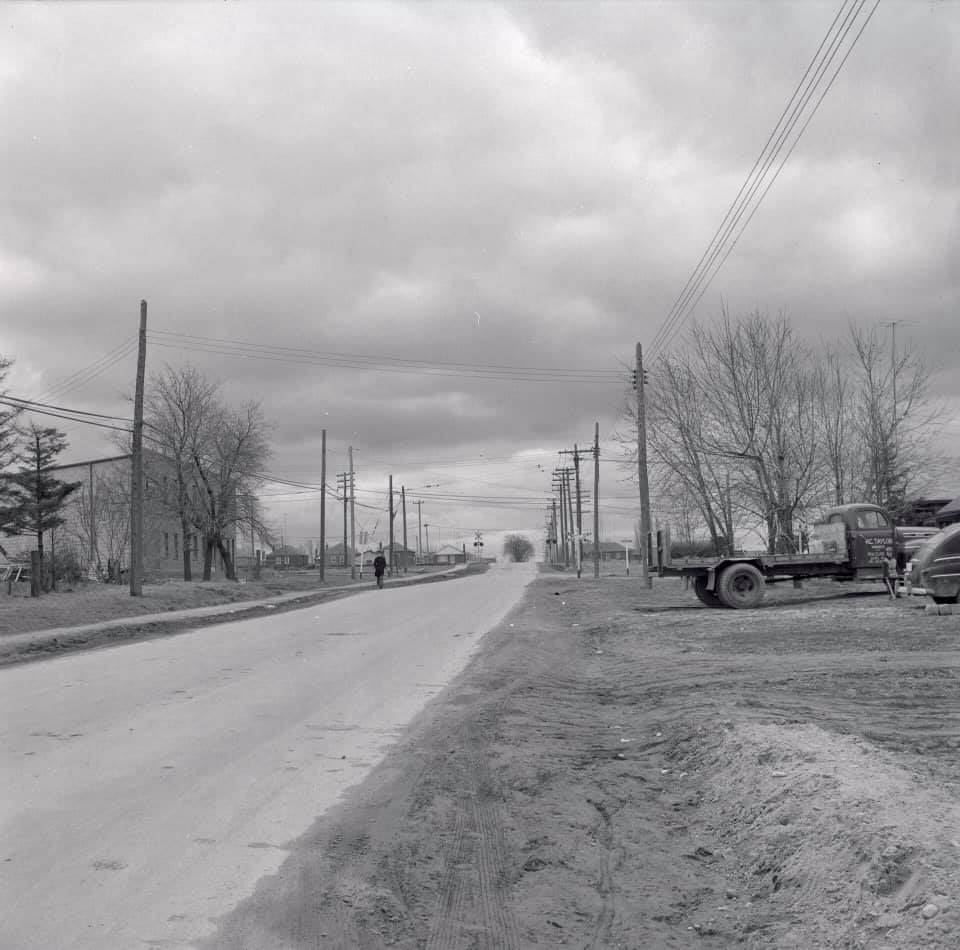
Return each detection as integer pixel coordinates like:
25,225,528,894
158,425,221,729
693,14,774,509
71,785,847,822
415,499,423,560
388,474,395,575
574,445,583,578
401,486,408,573
348,446,356,580
319,428,326,581
88,462,96,571
337,472,349,573
551,498,558,565
424,523,430,555
553,469,568,567
593,422,600,579
565,468,575,570
636,342,652,588
561,447,584,577
130,299,147,597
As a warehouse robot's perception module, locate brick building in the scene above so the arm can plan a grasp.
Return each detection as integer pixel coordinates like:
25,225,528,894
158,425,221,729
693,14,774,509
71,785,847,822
3,451,235,581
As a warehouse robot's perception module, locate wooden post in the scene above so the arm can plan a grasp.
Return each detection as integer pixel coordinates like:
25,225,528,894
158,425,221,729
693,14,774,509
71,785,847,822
348,447,356,580
319,428,326,582
573,446,583,578
88,461,96,575
593,422,600,579
30,550,40,598
388,474,394,576
401,486,408,574
636,342,652,588
130,300,147,596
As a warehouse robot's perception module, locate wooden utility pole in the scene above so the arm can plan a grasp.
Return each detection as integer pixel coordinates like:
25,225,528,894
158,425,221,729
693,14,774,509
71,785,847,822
338,473,348,572
636,342,652,588
130,300,147,597
565,469,575,569
593,422,600,579
401,486,408,573
553,470,568,567
573,445,583,578
388,474,395,575
348,446,356,580
415,499,423,560
319,428,326,581
88,462,96,572
551,498,558,564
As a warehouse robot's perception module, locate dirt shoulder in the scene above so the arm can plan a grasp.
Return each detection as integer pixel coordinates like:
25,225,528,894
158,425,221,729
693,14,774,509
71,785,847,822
202,571,960,949
0,565,483,667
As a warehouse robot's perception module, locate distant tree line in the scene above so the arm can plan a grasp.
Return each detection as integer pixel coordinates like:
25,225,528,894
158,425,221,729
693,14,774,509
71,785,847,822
621,309,945,555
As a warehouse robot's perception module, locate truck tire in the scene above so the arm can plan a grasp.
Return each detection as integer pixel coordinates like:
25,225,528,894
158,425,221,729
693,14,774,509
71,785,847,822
693,575,722,607
717,563,765,609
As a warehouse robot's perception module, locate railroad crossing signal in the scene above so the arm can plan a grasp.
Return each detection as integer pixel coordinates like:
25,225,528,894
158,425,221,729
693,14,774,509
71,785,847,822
473,531,484,551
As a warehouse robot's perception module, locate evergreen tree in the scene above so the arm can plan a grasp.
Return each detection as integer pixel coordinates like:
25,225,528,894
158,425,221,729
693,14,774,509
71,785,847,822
0,356,22,521
0,423,81,564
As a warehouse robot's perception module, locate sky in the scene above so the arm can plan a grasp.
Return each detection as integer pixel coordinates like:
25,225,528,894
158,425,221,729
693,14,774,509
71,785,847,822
2,0,959,557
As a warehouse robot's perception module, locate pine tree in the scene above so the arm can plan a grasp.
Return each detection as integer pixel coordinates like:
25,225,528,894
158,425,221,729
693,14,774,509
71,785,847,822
0,356,22,520
0,424,81,565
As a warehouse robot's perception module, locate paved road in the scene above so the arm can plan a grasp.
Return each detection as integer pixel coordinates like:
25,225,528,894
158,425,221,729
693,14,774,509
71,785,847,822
0,560,536,949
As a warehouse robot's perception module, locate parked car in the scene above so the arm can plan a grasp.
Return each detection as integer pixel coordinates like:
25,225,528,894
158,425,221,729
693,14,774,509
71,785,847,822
910,522,960,604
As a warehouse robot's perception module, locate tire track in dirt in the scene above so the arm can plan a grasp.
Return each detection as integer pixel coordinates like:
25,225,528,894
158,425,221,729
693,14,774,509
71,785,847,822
425,716,520,949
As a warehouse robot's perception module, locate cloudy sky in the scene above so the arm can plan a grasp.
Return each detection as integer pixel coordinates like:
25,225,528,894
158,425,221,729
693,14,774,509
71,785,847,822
2,0,958,555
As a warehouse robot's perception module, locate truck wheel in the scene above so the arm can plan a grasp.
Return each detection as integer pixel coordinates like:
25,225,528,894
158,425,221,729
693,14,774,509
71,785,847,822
717,563,765,609
693,576,722,607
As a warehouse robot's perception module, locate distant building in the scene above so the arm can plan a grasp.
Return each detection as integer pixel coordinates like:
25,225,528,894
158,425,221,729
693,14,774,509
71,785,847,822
323,541,357,568
595,541,628,561
386,542,416,570
1,451,235,581
265,545,309,570
433,543,466,565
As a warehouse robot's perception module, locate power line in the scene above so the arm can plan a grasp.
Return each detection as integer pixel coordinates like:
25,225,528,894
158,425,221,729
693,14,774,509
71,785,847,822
650,0,880,357
31,338,138,403
3,395,133,423
146,329,620,384
0,397,133,433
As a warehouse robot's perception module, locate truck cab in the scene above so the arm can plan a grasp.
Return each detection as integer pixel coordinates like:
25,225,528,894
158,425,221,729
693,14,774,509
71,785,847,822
814,504,896,577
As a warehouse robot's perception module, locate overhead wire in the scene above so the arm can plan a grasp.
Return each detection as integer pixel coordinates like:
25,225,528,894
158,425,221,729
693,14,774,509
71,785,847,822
32,338,138,403
649,0,880,358
146,329,621,384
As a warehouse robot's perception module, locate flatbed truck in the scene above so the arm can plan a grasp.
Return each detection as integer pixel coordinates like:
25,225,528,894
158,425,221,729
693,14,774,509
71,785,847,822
653,503,938,609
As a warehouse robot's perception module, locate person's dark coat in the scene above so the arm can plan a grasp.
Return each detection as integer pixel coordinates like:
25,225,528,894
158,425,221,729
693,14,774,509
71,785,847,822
373,554,387,576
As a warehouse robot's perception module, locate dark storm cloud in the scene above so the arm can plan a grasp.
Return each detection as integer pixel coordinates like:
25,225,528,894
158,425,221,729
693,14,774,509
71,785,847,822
2,1,958,538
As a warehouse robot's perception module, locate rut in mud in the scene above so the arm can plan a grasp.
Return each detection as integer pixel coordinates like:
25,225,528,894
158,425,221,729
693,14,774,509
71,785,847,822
203,574,960,949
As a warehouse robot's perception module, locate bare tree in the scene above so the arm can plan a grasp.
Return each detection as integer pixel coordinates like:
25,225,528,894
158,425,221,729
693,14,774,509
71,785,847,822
190,400,271,581
66,466,130,579
503,534,535,562
847,324,943,513
619,309,827,555
144,365,219,581
814,347,862,506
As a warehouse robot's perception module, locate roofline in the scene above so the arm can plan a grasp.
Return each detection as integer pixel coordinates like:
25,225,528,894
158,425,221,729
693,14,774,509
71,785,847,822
49,453,132,471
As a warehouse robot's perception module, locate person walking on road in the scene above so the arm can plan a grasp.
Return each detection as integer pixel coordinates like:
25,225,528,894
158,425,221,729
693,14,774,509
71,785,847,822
373,549,387,589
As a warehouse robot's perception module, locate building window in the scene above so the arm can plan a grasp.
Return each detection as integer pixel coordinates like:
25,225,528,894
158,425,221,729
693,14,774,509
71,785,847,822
164,532,169,558
174,534,179,559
